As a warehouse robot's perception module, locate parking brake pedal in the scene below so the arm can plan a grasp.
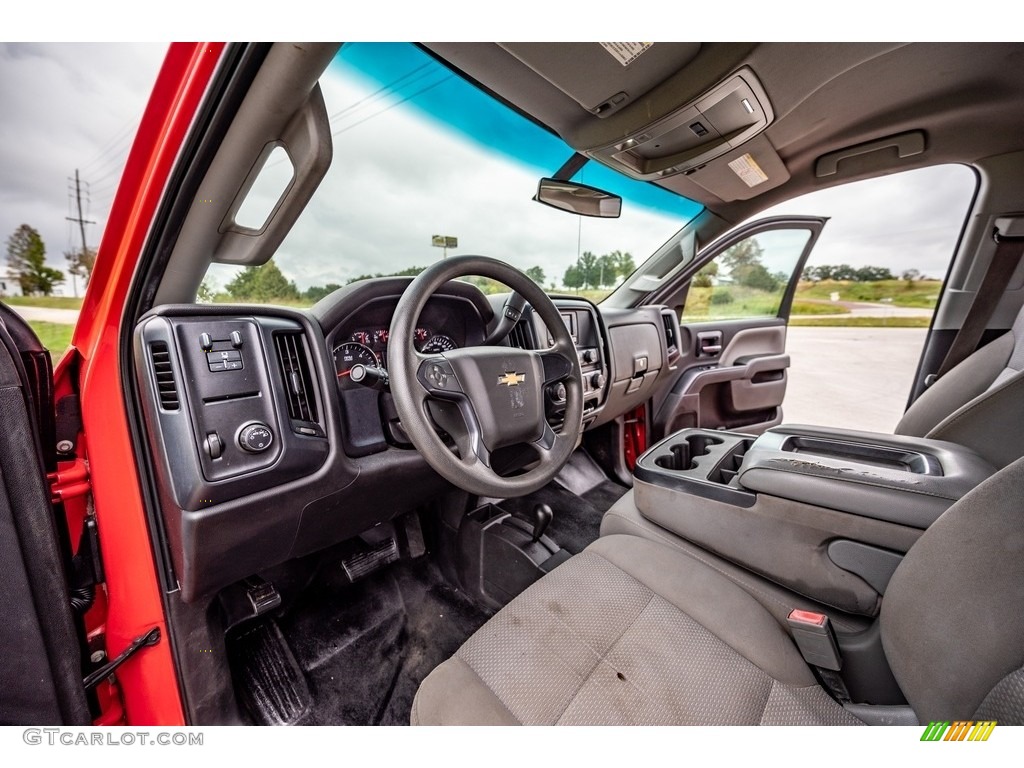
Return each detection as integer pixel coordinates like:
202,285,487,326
219,576,283,633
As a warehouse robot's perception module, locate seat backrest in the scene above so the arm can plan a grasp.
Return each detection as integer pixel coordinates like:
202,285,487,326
881,455,1024,723
896,304,1024,468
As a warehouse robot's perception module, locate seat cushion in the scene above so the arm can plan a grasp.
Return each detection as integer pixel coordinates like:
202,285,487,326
412,535,861,725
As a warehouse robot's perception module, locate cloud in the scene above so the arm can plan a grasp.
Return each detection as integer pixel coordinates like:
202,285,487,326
0,43,166,293
213,66,683,292
760,165,976,279
2,43,979,300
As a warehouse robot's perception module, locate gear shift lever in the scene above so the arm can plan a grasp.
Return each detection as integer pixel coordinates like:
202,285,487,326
531,503,553,542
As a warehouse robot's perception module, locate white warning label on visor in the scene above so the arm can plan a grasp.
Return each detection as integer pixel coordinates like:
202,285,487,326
600,42,653,67
728,153,770,188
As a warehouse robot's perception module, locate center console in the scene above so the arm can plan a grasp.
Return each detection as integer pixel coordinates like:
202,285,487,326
633,425,996,616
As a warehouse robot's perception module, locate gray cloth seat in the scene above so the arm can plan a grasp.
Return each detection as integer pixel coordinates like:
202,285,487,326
896,308,1024,468
413,457,1024,725
412,534,862,726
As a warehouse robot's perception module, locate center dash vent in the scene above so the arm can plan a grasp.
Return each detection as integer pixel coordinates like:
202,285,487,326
508,320,536,350
273,331,318,423
150,341,179,411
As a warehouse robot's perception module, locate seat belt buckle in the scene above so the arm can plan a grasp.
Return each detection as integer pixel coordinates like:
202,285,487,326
787,609,842,671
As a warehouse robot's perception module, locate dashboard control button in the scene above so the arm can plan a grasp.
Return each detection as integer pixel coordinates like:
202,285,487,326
199,332,213,351
204,431,223,459
582,349,597,364
238,423,274,453
591,372,607,389
230,330,243,348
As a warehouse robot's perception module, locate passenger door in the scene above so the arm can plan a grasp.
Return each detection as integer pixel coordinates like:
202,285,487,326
650,216,826,440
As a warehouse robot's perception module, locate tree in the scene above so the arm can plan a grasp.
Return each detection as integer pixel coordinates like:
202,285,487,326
854,265,894,282
563,264,584,290
224,259,300,302
6,224,64,296
197,276,218,303
692,261,718,288
901,268,921,284
303,283,342,303
578,251,599,289
596,254,618,287
721,238,765,272
525,266,545,285
612,251,636,279
65,246,97,288
733,262,780,292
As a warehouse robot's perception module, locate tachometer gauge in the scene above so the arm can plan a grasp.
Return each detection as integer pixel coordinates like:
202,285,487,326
421,334,457,353
334,342,380,389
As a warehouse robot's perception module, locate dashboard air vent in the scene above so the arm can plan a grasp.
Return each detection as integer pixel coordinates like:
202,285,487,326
274,331,318,423
150,341,180,411
508,320,536,350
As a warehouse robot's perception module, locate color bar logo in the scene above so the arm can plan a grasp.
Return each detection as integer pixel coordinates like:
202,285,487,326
920,721,997,741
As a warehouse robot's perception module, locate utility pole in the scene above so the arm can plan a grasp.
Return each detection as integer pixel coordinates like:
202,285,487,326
65,168,95,298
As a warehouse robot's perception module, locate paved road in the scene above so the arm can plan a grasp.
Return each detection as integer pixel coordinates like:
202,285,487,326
8,303,926,435
8,305,81,324
783,326,929,434
800,299,933,319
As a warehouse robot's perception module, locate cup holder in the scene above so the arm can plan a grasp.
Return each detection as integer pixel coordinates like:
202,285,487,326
655,434,724,471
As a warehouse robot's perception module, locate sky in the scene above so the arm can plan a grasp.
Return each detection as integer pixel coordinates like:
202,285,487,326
0,42,978,298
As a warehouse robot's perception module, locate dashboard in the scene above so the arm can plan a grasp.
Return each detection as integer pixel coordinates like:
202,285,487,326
132,276,674,603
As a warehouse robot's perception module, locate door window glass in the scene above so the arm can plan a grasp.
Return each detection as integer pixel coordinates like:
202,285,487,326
680,229,811,321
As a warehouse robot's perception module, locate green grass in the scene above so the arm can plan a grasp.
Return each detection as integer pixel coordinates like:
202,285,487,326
27,321,74,358
791,299,849,316
681,285,785,321
790,316,932,328
795,279,942,308
4,295,84,309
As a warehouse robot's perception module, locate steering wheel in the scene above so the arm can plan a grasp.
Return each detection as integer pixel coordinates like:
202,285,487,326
389,255,584,497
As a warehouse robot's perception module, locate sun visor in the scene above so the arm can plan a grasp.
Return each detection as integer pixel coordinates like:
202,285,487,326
685,136,790,202
584,67,773,181
498,42,701,118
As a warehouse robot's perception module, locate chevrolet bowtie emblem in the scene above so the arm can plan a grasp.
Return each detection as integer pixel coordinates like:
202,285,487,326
497,371,526,387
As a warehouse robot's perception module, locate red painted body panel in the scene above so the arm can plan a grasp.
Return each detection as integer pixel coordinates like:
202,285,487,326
63,42,226,725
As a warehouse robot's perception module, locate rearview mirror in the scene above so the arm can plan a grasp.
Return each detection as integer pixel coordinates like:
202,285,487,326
535,178,622,218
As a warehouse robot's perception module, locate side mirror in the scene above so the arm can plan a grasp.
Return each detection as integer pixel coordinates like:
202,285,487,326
535,178,622,218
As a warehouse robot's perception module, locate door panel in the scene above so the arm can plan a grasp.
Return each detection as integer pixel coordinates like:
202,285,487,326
649,216,826,441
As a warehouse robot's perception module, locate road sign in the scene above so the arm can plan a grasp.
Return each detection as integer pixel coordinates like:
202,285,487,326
432,235,457,249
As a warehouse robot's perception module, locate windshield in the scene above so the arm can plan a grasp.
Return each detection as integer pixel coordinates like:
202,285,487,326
203,43,703,306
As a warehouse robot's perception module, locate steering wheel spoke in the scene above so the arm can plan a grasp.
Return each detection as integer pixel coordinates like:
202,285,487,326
533,420,558,453
538,345,575,385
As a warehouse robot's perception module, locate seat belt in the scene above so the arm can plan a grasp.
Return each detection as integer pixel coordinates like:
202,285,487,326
933,224,1024,381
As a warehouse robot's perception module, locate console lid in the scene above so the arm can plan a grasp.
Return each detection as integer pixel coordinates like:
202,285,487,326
737,425,996,529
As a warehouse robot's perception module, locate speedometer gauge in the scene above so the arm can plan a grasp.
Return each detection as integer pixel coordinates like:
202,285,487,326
421,334,457,353
334,342,379,389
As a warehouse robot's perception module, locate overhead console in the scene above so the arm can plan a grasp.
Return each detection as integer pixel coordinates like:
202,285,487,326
633,425,995,616
584,68,774,181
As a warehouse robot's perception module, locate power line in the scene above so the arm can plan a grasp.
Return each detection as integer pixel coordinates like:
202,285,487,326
331,74,453,139
80,119,137,173
65,169,95,298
